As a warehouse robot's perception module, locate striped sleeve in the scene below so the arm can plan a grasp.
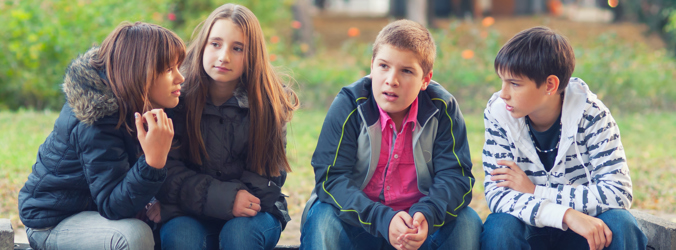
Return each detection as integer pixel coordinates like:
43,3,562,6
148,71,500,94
533,103,632,217
482,109,569,229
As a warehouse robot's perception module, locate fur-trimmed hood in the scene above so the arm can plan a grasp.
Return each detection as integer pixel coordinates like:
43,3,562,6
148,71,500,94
62,47,118,125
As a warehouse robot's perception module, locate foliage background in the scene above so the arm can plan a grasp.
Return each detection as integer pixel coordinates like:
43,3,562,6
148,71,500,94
2,0,676,245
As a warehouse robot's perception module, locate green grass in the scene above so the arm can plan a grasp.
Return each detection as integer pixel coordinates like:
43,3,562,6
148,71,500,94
2,109,675,233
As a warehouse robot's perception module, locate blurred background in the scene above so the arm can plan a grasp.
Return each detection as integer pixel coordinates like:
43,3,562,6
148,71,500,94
1,0,675,245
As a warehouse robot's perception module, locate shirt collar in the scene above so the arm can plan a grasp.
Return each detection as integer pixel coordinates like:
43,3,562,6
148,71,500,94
378,97,419,132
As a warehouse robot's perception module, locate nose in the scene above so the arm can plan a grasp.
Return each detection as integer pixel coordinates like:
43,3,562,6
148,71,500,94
498,82,509,100
385,71,398,87
175,70,185,85
218,48,230,63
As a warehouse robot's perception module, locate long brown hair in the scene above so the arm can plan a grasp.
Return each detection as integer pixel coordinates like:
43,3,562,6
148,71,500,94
92,22,186,132
181,4,299,177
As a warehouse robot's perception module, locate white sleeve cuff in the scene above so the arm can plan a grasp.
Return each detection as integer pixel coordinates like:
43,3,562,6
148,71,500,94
536,202,570,230
534,185,556,202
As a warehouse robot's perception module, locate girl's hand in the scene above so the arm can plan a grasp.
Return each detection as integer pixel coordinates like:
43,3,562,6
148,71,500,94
232,190,261,217
146,200,161,223
135,109,174,169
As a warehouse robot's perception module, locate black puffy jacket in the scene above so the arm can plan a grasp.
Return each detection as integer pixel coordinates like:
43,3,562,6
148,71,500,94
155,86,290,229
18,48,167,229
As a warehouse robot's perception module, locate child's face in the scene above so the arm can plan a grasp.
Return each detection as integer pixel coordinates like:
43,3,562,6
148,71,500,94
497,70,549,119
148,61,184,109
370,44,431,119
202,19,245,86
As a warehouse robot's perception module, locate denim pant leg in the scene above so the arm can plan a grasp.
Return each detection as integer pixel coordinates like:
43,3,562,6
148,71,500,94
27,211,154,250
219,212,282,250
422,207,482,250
300,201,385,250
160,216,223,250
596,209,648,250
481,213,533,250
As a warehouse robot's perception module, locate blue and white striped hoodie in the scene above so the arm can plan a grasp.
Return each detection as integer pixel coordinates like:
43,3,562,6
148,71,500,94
482,77,633,230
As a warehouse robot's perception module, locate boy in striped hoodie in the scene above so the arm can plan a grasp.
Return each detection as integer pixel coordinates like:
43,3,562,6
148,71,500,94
481,27,647,250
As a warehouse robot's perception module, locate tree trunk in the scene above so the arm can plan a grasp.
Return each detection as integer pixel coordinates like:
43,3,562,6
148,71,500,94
407,0,428,27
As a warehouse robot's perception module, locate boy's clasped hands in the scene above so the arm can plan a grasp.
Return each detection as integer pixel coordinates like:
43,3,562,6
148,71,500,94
389,211,428,250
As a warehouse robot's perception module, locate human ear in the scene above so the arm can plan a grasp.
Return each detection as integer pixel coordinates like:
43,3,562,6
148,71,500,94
421,70,433,90
545,75,560,95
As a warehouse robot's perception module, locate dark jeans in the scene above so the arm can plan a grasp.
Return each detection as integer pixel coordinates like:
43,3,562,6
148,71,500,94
159,212,281,250
480,209,647,250
300,201,482,250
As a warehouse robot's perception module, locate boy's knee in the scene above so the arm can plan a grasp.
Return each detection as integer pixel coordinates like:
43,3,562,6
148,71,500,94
304,202,342,230
482,213,524,238
597,209,647,247
455,207,483,234
301,202,344,248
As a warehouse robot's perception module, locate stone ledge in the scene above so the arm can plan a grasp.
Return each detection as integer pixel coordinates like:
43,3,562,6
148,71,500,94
1,218,13,250
274,245,300,250
8,210,675,250
630,209,676,250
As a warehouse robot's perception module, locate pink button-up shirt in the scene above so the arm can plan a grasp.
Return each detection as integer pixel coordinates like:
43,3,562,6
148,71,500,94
362,98,424,212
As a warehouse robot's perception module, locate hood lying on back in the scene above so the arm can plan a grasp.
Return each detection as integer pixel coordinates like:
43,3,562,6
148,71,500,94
62,47,119,125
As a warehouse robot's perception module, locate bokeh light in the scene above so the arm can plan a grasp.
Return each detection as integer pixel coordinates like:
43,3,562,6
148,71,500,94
461,49,475,59
292,21,302,29
482,17,495,27
347,27,360,37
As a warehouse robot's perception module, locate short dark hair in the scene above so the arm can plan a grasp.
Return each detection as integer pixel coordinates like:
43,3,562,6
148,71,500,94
372,19,436,76
495,26,575,91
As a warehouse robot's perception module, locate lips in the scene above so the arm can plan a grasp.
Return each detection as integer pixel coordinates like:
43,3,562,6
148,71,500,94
214,66,231,72
171,89,181,97
382,91,399,101
506,104,513,111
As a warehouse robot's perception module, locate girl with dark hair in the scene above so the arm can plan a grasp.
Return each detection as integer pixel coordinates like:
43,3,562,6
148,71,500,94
18,21,185,250
153,3,298,250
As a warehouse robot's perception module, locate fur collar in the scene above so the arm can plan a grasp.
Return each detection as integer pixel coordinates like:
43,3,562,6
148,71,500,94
62,47,118,125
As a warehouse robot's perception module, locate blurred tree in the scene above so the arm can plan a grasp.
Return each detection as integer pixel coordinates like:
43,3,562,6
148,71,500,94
0,0,172,110
0,0,293,110
621,0,676,56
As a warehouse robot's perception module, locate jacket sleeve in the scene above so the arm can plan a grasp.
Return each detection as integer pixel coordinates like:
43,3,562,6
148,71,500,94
408,97,475,235
76,122,167,220
533,105,633,217
155,146,243,221
482,109,570,229
312,91,399,240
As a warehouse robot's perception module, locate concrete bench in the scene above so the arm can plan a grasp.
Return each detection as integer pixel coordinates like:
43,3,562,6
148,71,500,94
630,210,676,250
4,209,675,249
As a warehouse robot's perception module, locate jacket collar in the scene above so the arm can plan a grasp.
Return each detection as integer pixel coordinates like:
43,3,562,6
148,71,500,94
487,78,593,143
62,47,119,125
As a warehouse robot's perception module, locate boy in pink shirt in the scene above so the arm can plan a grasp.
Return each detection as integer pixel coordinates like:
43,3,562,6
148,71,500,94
300,20,481,250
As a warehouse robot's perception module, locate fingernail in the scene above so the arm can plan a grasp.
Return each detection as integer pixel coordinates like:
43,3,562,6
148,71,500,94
134,112,140,118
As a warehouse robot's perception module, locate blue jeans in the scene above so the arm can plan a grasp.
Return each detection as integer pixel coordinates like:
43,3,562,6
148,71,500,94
300,201,482,250
481,209,647,250
160,212,281,250
27,211,154,250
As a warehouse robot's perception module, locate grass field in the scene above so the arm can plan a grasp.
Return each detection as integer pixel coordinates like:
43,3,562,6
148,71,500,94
2,109,675,244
